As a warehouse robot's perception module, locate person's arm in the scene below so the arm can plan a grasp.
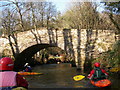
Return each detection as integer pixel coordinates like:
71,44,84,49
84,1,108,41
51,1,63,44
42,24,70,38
88,70,94,80
16,74,28,89
101,69,108,76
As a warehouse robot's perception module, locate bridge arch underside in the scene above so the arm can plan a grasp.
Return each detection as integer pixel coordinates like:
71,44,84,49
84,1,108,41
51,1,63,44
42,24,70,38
14,44,56,71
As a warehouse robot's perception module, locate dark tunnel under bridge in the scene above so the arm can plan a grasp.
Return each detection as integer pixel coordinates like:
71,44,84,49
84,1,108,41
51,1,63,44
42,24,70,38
14,43,57,71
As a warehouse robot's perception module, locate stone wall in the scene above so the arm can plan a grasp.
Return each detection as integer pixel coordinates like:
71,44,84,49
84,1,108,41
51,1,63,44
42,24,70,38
0,29,116,68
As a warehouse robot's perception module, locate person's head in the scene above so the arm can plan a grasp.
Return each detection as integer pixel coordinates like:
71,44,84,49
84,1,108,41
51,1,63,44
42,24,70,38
94,62,100,67
0,57,14,71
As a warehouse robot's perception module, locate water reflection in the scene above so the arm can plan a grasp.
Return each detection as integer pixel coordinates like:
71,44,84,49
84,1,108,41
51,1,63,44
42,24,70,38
24,63,119,89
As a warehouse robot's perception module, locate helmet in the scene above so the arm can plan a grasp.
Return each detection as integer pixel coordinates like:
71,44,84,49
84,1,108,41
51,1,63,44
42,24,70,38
0,57,14,70
94,62,100,67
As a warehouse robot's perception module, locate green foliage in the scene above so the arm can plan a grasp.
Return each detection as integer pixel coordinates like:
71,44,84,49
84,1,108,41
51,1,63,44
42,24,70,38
104,2,120,13
104,2,120,34
37,47,66,62
0,29,2,36
46,47,65,55
94,40,120,68
97,43,107,51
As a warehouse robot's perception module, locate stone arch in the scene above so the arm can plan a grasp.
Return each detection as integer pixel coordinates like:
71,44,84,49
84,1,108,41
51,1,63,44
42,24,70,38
19,41,38,52
14,43,57,71
44,46,67,64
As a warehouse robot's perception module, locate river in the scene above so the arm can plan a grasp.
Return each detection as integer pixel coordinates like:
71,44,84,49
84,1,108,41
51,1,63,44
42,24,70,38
24,63,119,89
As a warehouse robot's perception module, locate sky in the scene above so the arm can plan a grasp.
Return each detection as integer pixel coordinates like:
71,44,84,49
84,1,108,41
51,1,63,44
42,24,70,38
0,0,71,13
48,0,119,13
52,0,104,13
53,2,70,13
1,0,118,13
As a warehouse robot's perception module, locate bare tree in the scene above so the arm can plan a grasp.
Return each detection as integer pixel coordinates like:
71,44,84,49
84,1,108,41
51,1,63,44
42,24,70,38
1,8,20,58
46,2,57,29
59,2,100,71
37,2,47,27
1,0,26,31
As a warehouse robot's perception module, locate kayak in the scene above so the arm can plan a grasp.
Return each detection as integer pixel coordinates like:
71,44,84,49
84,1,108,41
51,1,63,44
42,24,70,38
18,72,43,75
109,67,120,72
73,75,85,81
12,87,27,90
0,87,27,90
91,79,111,87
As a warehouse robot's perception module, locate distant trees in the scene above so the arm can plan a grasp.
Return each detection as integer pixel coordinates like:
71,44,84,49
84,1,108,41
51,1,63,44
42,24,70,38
58,2,101,29
57,2,120,31
104,2,120,40
0,0,58,58
93,2,120,68
0,1,58,32
1,8,20,58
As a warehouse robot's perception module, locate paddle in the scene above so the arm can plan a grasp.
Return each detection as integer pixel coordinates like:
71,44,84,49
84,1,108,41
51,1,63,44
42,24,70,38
73,75,85,81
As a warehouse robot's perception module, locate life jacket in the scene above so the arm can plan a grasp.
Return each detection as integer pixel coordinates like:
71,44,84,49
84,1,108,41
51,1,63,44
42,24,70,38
0,71,17,87
93,67,106,80
25,66,32,72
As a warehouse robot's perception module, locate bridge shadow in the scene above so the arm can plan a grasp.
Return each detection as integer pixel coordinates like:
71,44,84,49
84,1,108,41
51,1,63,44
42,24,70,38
84,29,98,73
14,43,56,71
47,28,57,44
63,29,75,66
47,28,76,67
76,29,81,70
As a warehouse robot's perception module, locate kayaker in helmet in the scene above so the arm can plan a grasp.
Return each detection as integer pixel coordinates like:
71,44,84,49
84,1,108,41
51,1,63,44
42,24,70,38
23,63,32,72
0,57,28,89
87,62,108,81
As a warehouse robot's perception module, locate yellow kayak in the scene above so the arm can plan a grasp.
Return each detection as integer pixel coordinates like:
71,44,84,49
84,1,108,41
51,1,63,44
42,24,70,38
12,87,27,90
109,67,120,72
73,75,85,81
18,72,43,75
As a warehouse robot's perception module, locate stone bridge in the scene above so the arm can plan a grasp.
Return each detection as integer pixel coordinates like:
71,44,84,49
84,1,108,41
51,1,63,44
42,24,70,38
0,28,116,71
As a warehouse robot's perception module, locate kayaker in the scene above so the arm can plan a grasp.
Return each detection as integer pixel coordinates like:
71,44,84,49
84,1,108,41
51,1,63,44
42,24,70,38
23,63,32,72
87,62,108,81
0,57,28,89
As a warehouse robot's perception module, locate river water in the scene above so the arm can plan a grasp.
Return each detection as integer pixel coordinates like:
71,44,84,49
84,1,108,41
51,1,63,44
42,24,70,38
24,63,119,89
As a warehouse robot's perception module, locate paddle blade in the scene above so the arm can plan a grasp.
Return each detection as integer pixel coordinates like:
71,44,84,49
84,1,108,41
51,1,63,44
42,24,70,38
73,75,85,81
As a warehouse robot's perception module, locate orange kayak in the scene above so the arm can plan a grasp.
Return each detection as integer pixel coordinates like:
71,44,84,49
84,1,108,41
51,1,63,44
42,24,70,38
18,72,43,75
91,79,111,87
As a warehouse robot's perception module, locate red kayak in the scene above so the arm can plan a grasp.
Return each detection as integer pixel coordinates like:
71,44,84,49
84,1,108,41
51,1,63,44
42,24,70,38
91,79,111,87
